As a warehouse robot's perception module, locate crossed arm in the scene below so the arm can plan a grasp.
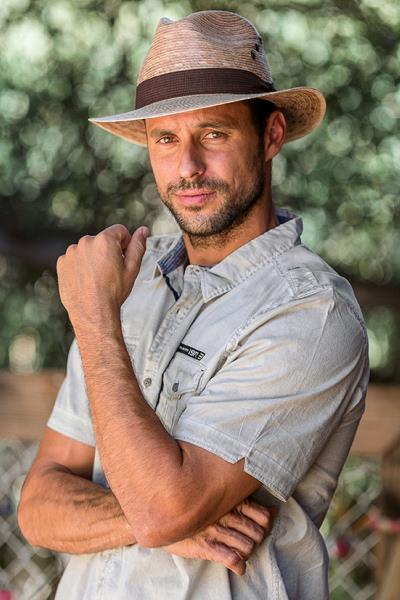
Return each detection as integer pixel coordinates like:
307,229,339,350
18,428,270,575
18,226,274,573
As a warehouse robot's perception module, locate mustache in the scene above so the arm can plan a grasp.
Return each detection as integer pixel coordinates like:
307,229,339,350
167,177,229,195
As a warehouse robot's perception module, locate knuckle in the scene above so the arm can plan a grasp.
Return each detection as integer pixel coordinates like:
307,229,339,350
253,527,265,543
65,243,77,255
106,223,128,236
244,537,255,552
229,512,242,526
245,537,255,551
95,230,108,243
207,524,219,537
240,532,254,548
218,516,227,527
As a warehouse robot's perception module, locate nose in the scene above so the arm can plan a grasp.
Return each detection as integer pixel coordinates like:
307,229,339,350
178,140,206,180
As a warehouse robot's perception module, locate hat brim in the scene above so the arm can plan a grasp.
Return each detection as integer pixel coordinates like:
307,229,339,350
89,87,325,146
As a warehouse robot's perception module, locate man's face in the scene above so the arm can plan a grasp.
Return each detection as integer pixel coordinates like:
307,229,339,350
146,102,266,238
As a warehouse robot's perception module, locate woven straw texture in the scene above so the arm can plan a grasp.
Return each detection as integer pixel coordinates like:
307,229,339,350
138,13,273,84
90,11,326,146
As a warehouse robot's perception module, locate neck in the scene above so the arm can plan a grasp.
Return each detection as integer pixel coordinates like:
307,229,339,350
184,183,277,267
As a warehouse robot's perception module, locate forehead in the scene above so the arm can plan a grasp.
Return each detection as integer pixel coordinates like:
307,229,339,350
145,101,252,134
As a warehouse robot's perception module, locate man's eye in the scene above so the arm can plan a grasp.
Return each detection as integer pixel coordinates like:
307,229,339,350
158,136,175,144
205,131,224,139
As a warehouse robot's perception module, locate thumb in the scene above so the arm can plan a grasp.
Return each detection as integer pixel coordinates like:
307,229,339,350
124,226,150,272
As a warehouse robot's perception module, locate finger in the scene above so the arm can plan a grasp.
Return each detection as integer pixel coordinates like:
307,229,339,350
124,226,150,271
56,255,64,273
236,499,276,530
100,224,132,253
218,512,265,544
77,234,94,246
65,243,77,255
204,539,246,576
211,524,256,559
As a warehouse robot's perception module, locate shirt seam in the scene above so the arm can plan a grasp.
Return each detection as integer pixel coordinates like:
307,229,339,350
174,417,297,478
222,284,334,355
203,242,300,302
174,425,291,502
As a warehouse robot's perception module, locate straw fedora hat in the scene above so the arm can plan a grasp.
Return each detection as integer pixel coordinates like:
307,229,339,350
89,10,326,145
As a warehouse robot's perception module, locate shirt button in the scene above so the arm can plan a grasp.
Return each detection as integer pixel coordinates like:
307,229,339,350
172,382,179,393
143,377,152,388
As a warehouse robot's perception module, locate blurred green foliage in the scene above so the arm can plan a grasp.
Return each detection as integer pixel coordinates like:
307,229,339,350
0,0,399,378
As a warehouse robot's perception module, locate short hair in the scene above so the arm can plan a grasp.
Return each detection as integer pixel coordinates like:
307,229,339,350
246,98,276,138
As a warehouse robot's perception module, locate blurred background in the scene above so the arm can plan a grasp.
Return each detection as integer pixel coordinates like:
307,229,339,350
0,0,399,598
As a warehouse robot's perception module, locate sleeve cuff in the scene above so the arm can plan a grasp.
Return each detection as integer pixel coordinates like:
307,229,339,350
47,407,96,447
173,417,293,502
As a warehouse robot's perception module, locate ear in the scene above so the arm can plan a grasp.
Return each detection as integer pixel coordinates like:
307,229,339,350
263,110,286,161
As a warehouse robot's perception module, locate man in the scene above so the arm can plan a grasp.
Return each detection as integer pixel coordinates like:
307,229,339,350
18,11,369,599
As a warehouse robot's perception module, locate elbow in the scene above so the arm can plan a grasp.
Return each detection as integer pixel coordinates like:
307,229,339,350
17,498,37,546
17,478,44,548
136,528,182,549
134,518,184,548
130,505,195,548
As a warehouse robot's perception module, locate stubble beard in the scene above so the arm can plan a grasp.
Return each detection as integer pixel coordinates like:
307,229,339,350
159,150,266,249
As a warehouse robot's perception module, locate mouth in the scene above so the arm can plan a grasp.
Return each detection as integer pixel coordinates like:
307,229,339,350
174,190,216,206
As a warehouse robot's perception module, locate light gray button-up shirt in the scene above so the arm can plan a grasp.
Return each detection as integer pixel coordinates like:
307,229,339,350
48,207,369,599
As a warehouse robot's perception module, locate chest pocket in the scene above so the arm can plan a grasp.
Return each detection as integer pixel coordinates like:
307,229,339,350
158,352,205,431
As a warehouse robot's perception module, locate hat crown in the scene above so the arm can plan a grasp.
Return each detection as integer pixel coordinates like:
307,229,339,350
90,10,326,147
138,11,273,85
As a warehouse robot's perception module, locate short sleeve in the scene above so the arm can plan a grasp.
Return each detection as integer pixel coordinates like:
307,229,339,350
47,338,96,446
173,288,369,502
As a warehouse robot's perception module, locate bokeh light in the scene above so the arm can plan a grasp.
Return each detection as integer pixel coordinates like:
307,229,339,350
0,0,399,380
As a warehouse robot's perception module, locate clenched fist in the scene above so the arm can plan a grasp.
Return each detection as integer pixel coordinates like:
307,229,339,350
56,224,150,330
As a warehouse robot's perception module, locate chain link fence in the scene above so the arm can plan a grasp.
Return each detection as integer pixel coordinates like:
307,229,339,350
323,456,381,600
1,441,381,600
0,441,63,600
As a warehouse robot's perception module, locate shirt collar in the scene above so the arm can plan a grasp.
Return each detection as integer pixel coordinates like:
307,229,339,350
156,236,187,277
153,207,303,301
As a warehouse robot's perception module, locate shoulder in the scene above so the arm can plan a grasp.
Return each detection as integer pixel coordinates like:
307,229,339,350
233,243,369,379
270,241,366,330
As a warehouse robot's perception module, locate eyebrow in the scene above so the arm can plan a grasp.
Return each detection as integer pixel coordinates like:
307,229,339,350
196,117,241,129
148,117,241,139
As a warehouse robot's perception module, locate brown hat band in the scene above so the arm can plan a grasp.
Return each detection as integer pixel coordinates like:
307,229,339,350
135,68,276,109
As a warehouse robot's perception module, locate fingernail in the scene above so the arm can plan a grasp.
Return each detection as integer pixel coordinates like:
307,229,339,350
138,226,151,239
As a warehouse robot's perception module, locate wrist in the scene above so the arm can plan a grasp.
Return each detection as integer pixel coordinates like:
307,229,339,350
73,309,123,344
74,318,126,367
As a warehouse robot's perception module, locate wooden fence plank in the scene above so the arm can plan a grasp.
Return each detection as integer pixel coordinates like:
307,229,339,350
0,370,64,441
351,384,400,456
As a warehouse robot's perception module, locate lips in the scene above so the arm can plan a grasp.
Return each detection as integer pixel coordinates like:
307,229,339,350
175,190,216,206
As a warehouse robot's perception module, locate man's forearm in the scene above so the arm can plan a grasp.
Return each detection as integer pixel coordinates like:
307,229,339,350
18,464,135,554
19,462,271,577
76,322,193,545
58,229,261,547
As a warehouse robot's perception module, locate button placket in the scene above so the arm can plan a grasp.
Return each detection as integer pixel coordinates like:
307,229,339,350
148,279,201,368
145,272,205,414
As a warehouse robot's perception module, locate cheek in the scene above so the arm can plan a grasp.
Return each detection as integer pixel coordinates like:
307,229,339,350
210,152,241,184
149,154,172,190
